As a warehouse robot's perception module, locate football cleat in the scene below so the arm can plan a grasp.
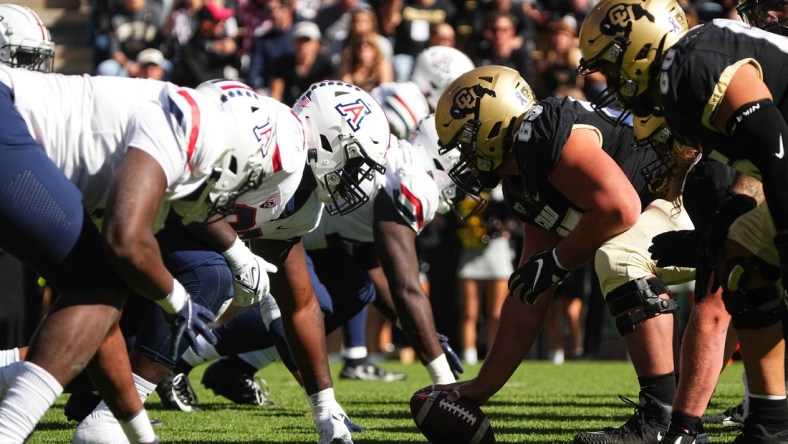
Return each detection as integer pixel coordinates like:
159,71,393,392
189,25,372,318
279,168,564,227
201,358,277,406
660,427,709,444
573,393,671,444
701,402,745,428
156,372,199,412
72,403,129,444
731,417,788,443
339,362,406,382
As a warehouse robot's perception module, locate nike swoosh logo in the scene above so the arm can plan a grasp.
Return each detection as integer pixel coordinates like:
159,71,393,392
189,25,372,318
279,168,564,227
533,258,544,290
656,431,663,441
776,134,784,159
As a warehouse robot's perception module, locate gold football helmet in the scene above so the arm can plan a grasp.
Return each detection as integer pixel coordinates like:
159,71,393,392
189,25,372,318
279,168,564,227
578,0,688,115
435,65,536,196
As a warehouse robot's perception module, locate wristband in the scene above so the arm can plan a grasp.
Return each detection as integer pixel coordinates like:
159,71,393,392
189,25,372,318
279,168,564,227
156,279,188,314
221,237,251,269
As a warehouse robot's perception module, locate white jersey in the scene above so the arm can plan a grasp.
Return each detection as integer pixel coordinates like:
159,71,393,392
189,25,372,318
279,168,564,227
303,138,439,249
0,66,226,221
228,103,315,241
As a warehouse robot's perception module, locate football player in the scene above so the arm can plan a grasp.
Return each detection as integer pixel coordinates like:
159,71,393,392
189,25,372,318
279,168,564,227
578,0,788,440
61,80,389,444
0,65,268,442
421,65,699,443
166,113,466,404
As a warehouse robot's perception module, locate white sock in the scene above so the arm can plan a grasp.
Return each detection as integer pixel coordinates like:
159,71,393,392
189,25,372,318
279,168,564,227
119,409,157,443
426,354,456,385
0,361,63,442
0,348,20,367
463,348,478,365
342,346,368,361
133,373,156,403
238,347,279,370
0,360,23,397
181,337,220,368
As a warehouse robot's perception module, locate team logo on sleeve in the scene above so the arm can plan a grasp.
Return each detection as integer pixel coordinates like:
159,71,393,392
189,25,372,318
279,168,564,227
599,2,655,38
335,98,372,132
450,83,496,120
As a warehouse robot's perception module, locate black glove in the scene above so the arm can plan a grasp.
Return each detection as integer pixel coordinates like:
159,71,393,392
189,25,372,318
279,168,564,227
649,230,701,268
508,249,569,304
694,194,757,300
437,333,463,379
165,296,218,361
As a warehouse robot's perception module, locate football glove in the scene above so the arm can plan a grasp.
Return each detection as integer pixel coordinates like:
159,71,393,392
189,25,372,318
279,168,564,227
158,281,218,361
694,194,757,300
437,333,463,379
222,237,278,307
649,230,700,268
509,249,569,304
314,404,356,444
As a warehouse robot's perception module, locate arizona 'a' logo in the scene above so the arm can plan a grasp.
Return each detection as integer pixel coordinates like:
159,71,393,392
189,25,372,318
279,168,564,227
254,119,273,156
450,82,496,120
600,2,655,37
335,99,372,132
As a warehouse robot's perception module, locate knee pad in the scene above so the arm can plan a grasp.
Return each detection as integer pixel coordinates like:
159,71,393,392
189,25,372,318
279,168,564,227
721,257,783,329
606,277,677,336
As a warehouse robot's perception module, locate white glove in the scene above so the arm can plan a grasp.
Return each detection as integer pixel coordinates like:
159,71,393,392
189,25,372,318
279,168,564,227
314,405,354,444
221,237,277,306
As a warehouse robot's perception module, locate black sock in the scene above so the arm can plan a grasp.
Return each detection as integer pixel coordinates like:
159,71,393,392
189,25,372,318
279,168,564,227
174,359,194,375
639,372,676,406
749,396,788,433
668,410,701,435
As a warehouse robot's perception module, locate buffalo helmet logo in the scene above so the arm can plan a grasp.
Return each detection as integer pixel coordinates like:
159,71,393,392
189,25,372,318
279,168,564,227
600,2,655,37
450,82,496,120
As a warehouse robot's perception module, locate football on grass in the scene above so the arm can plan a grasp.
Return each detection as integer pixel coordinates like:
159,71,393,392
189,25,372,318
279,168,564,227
409,390,495,443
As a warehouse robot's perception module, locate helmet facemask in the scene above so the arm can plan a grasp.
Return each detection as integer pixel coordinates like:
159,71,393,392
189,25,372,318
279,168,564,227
633,117,675,194
738,0,788,34
306,118,386,216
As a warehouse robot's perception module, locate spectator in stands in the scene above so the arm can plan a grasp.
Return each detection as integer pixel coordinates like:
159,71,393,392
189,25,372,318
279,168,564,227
174,3,240,87
268,21,334,105
468,0,536,53
164,0,204,63
391,0,457,81
315,0,364,69
95,0,170,78
348,6,393,59
428,22,456,47
245,0,295,93
535,19,581,97
338,32,393,92
469,12,534,82
134,48,168,80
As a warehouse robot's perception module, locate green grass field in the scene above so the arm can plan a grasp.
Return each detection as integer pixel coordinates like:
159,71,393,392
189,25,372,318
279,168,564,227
27,360,746,443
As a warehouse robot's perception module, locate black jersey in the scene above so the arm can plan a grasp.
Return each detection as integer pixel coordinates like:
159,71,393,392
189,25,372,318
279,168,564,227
501,96,661,236
660,19,788,179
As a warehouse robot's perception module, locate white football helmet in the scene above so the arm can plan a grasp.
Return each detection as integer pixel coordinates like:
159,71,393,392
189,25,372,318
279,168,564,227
294,81,390,215
0,4,54,72
371,81,430,139
170,79,279,222
410,46,475,111
410,114,456,215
